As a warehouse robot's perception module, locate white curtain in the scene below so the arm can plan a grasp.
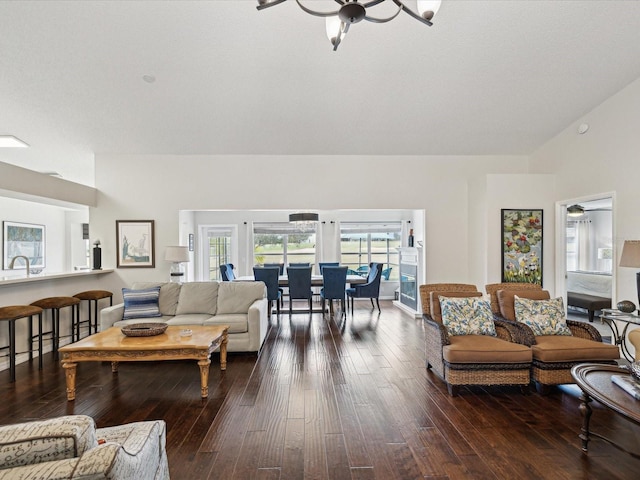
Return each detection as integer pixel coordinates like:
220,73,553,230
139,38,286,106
333,220,341,262
577,220,592,271
401,221,410,248
314,222,324,274
245,221,255,276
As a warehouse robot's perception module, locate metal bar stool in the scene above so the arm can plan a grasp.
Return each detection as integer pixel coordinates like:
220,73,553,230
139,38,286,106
0,305,43,382
73,290,113,338
30,297,80,359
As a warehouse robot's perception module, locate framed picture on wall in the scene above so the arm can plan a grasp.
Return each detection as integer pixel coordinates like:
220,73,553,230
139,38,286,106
2,221,46,270
116,220,155,268
501,209,543,285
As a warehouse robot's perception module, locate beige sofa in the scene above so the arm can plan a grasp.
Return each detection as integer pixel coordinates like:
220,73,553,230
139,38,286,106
0,415,168,479
100,281,268,352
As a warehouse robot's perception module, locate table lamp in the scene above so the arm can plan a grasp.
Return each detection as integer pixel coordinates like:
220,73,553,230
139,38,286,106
619,240,640,310
165,246,190,283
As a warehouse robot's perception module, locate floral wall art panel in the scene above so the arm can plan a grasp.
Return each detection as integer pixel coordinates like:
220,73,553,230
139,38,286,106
501,209,543,285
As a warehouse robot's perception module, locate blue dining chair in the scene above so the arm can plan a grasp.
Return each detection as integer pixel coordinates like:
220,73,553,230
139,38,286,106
263,263,284,274
318,262,339,274
287,266,313,315
253,266,281,317
346,262,383,314
289,262,310,268
263,263,285,306
220,263,235,281
320,266,348,316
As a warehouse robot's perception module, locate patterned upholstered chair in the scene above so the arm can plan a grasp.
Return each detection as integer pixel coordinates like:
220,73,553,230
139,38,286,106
0,415,168,479
419,283,532,396
487,284,620,393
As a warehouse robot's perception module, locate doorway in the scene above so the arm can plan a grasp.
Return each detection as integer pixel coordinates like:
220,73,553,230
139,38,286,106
560,195,614,325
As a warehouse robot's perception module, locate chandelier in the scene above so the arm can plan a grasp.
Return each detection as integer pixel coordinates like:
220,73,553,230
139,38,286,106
289,212,319,232
256,0,442,51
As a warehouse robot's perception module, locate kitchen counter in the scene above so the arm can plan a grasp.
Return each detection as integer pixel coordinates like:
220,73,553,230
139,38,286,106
0,269,114,287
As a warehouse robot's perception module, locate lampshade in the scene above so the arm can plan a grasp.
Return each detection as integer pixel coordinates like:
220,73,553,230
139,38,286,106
417,0,442,20
289,213,319,223
619,240,640,268
567,204,585,217
165,246,190,263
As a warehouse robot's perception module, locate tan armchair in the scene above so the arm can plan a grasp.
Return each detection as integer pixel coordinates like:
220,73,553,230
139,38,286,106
488,284,620,394
0,415,169,479
419,283,532,396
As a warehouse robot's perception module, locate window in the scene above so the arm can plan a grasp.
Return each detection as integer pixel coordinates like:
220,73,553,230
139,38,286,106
253,223,316,266
201,226,236,281
340,222,401,281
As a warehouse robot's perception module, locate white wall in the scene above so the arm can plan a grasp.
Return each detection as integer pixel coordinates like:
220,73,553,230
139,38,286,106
467,174,556,291
529,76,640,305
90,154,529,300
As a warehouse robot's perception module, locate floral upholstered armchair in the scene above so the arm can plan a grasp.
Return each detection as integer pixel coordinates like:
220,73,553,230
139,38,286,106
0,415,169,479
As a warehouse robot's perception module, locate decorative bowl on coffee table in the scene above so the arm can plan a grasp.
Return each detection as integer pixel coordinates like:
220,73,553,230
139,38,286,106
121,323,168,337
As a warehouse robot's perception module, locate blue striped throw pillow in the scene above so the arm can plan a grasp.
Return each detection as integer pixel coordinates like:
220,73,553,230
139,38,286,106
122,287,162,320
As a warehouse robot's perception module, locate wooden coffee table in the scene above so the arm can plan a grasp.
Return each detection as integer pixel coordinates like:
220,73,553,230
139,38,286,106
59,325,229,401
571,363,640,458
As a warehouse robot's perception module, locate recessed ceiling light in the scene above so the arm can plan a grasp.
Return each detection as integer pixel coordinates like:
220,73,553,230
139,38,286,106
142,74,156,83
577,123,589,134
0,135,29,148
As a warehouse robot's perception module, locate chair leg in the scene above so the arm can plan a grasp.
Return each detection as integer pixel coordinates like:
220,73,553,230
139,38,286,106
276,298,280,315
375,298,380,312
370,298,375,309
37,314,43,370
9,319,16,382
308,298,312,312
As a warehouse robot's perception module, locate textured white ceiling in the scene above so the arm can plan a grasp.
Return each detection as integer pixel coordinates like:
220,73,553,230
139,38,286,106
1,0,640,186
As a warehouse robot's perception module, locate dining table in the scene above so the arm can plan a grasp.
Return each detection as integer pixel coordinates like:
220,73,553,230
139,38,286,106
234,274,367,314
235,274,367,287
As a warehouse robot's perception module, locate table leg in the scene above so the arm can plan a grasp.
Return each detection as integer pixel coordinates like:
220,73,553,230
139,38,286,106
62,361,77,401
578,390,593,452
198,359,211,398
111,361,119,373
220,331,228,371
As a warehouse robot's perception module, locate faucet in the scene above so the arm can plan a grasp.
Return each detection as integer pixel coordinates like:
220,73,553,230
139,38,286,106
9,255,30,276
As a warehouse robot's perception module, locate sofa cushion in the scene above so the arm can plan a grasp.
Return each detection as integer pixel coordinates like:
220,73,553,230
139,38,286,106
514,295,572,336
176,282,219,315
443,335,532,364
122,287,162,320
217,282,266,315
532,335,620,362
429,291,482,323
204,313,248,334
439,296,497,337
132,282,181,316
497,289,551,321
167,314,214,326
0,415,97,469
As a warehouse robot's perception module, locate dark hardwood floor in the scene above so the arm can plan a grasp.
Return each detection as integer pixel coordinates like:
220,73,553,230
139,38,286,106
1,301,640,479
